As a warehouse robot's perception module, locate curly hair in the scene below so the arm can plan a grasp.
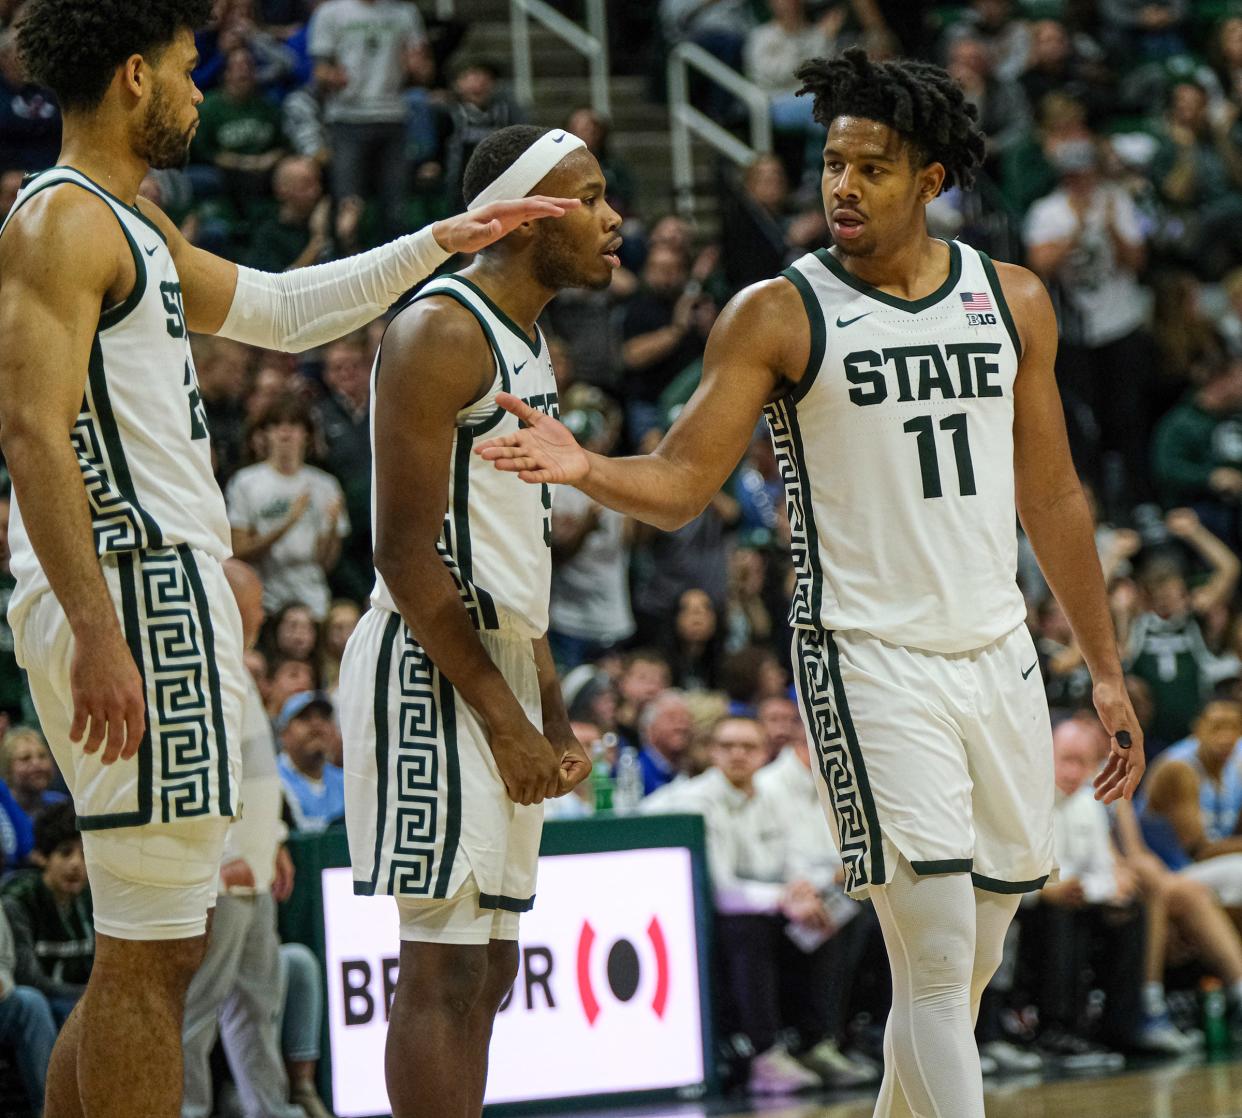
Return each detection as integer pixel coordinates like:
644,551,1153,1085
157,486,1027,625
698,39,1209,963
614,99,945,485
462,124,549,209
34,801,79,859
796,48,986,192
17,0,213,113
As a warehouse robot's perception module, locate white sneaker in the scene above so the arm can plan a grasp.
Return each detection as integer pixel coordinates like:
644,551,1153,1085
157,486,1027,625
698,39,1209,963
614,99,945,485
1136,1013,1200,1056
980,1039,1044,1073
748,1045,823,1096
798,1038,881,1087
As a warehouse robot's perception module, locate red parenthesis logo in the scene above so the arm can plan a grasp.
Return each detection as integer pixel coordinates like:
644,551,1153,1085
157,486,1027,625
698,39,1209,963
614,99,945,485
576,917,669,1026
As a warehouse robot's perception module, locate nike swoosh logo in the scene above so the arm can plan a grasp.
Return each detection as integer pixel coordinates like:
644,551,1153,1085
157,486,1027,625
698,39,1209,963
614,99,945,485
144,245,159,256
1021,661,1038,680
513,361,527,376
552,133,566,143
835,312,870,328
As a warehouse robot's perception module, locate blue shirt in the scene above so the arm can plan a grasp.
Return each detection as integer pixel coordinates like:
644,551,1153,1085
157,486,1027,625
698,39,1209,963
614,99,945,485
1143,735,1242,842
0,780,33,868
637,746,678,797
277,755,345,833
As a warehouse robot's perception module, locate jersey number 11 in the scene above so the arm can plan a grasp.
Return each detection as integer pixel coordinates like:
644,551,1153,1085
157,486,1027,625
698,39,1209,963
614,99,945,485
902,413,977,499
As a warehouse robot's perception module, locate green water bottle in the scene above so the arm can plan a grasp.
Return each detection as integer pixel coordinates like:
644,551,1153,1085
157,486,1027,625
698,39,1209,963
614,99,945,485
1202,977,1230,1055
590,736,614,814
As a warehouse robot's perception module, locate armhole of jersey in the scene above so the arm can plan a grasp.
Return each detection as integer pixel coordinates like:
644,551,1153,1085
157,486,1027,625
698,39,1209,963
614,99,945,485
780,263,828,405
2,176,147,332
977,250,1023,363
415,285,511,433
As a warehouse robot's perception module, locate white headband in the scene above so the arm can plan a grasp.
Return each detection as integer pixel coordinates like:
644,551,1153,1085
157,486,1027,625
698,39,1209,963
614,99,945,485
467,130,587,210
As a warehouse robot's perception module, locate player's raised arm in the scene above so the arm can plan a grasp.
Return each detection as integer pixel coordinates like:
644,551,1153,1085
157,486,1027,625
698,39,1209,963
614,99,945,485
146,194,581,350
0,189,145,765
371,301,562,806
1004,261,1143,801
476,276,800,530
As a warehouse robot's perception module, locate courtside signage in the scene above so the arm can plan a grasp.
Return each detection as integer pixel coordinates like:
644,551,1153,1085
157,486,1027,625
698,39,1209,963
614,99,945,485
322,847,706,1115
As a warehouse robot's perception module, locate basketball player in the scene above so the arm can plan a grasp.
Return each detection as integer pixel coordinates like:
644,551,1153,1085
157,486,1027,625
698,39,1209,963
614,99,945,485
0,3,575,1116
338,124,620,1118
478,50,1145,1116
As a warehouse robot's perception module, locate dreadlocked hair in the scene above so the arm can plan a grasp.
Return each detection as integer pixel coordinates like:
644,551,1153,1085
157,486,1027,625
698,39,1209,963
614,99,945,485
795,47,986,192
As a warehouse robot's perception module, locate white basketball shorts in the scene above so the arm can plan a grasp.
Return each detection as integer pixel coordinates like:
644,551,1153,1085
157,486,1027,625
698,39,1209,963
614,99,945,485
793,622,1057,899
340,608,544,945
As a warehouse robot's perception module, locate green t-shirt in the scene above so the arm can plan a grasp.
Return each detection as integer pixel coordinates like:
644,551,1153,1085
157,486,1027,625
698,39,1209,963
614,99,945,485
193,91,284,162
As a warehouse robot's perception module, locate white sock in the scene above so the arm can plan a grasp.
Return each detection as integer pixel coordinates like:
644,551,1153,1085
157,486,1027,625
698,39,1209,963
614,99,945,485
1142,981,1167,1018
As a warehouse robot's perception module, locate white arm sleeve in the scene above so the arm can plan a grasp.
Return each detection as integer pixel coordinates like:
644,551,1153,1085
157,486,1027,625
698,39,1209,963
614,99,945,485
217,226,452,352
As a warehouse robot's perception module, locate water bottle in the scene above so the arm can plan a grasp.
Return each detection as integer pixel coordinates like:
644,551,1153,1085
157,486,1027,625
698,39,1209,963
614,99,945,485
590,736,614,815
1202,977,1230,1055
613,745,644,815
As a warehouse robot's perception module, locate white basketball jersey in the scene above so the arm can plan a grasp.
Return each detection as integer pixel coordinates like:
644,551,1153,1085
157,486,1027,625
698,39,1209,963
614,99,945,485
769,240,1027,654
370,273,558,638
0,168,230,630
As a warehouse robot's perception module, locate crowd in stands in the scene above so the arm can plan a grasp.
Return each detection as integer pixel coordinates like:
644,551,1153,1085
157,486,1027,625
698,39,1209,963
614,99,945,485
9,0,1242,1111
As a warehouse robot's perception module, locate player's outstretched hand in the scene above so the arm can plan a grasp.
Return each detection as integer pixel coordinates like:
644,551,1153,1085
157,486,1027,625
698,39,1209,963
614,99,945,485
432,196,581,256
490,718,564,806
70,627,146,765
1092,677,1145,803
475,393,590,484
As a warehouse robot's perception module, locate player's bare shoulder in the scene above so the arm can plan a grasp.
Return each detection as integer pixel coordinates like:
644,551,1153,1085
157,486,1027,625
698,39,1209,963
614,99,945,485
989,259,1057,358
0,182,126,297
707,274,810,395
378,287,495,408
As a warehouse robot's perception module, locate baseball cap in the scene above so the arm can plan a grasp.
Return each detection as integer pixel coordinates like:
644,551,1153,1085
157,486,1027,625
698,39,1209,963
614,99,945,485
276,690,334,733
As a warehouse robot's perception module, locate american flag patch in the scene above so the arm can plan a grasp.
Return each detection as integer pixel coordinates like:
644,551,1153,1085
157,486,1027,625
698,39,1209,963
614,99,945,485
960,291,993,312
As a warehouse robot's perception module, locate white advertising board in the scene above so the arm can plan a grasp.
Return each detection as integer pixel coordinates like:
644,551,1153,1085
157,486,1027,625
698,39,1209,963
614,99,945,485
322,846,707,1116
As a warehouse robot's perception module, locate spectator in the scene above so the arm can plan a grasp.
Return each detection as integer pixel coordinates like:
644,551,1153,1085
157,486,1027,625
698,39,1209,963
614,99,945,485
663,587,725,691
0,777,31,869
1127,510,1240,747
1036,596,1094,712
633,689,694,796
267,657,319,721
565,106,637,218
548,418,635,670
0,727,66,823
660,0,755,79
1098,0,1187,64
0,899,56,1114
1025,130,1154,509
192,336,252,484
1114,792,1242,1034
443,60,523,207
246,154,332,271
194,0,299,93
620,242,711,445
0,803,92,1024
228,395,350,620
1150,272,1228,399
183,560,332,1118
190,47,287,216
0,493,24,729
309,0,432,238
0,28,59,172
942,0,1030,82
1212,16,1242,108
1142,700,1242,893
1019,20,1114,126
1151,361,1242,546
268,601,320,665
645,717,868,1093
1027,721,1189,1061
276,691,345,832
945,34,1031,176
282,78,330,166
1151,81,1242,279
319,598,360,694
721,154,827,291
755,717,878,1087
724,546,776,653
314,332,373,603
756,695,802,759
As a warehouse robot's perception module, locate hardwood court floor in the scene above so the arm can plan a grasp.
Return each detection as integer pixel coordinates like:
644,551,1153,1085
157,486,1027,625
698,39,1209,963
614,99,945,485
571,1059,1242,1118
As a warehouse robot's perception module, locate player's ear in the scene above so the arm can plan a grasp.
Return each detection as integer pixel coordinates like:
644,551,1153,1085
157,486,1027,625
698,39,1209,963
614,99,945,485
119,53,147,102
919,161,946,204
